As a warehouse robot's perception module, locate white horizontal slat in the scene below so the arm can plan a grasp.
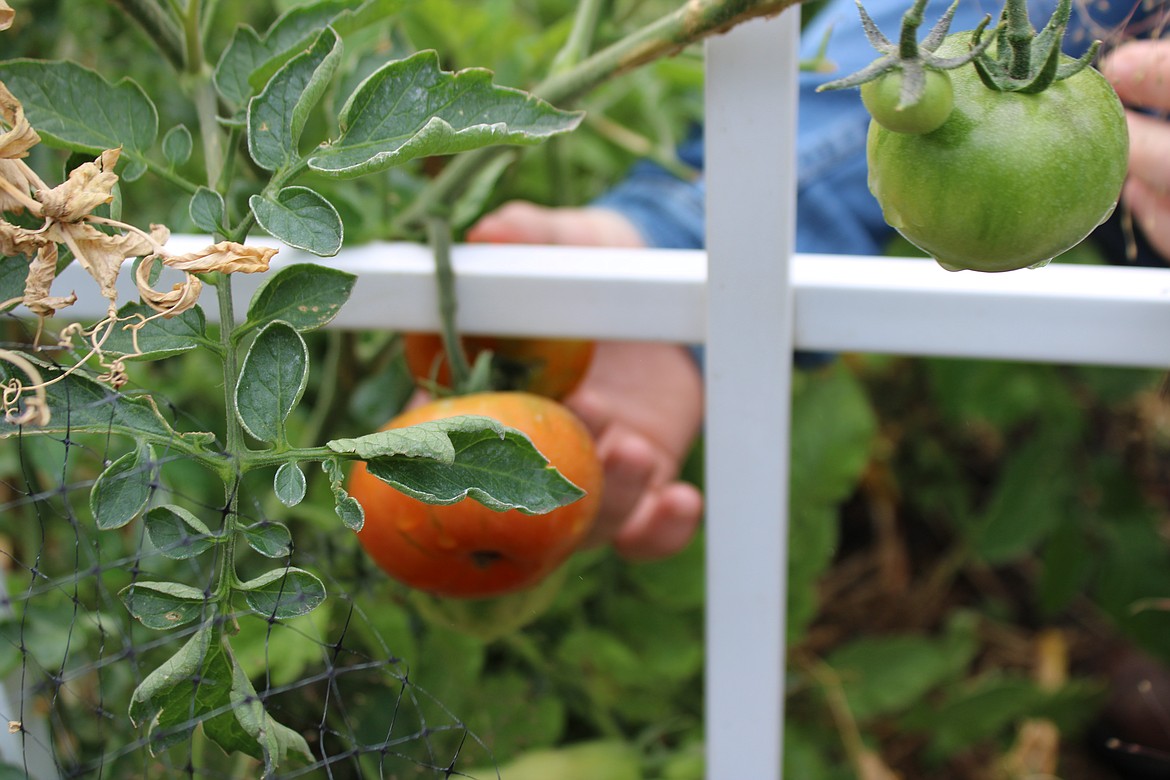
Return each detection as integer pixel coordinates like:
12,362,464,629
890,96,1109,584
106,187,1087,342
47,238,1170,367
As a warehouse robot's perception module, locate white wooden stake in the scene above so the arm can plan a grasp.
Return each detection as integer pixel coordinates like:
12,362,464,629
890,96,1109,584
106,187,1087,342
705,9,801,778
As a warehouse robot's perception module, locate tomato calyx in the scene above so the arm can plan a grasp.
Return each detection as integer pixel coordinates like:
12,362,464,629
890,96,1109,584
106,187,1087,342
818,0,992,124
973,0,1099,93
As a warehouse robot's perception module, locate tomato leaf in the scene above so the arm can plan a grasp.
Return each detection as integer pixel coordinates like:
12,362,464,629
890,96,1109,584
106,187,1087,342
332,417,585,514
274,461,307,507
162,124,192,167
307,50,582,178
0,60,156,180
201,642,312,770
247,27,342,172
0,353,216,448
144,505,219,560
249,186,343,256
823,613,979,721
321,459,365,531
243,263,356,334
102,302,209,360
128,624,212,734
90,444,154,530
215,0,405,108
241,521,293,559
189,187,227,234
239,567,326,619
120,581,209,630
235,322,309,445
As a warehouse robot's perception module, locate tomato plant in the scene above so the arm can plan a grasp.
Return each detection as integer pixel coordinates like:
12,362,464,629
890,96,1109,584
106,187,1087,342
402,332,595,399
348,392,602,598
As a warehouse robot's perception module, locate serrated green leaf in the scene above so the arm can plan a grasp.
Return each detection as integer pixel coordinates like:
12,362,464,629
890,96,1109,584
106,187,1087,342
308,49,582,178
102,302,208,360
120,581,208,630
825,613,979,722
0,353,216,448
162,124,193,167
274,461,307,507
129,624,213,729
90,444,154,530
335,494,364,531
215,0,405,108
332,416,584,514
0,60,157,160
248,27,342,172
239,567,326,619
189,187,226,234
241,521,293,558
144,505,218,560
0,255,26,312
249,186,343,256
235,322,308,444
243,263,355,333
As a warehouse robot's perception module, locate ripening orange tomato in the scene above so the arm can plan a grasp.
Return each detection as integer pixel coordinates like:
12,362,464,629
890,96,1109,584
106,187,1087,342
348,392,602,598
401,333,595,399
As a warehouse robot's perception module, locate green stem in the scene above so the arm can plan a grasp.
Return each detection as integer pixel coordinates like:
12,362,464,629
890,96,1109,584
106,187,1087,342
390,0,797,234
427,215,472,391
1002,0,1034,80
179,0,229,190
213,276,245,601
141,155,201,195
106,0,186,72
549,0,607,75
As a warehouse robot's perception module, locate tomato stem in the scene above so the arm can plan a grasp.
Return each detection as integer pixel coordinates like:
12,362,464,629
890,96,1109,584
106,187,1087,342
426,215,473,392
1002,0,1035,81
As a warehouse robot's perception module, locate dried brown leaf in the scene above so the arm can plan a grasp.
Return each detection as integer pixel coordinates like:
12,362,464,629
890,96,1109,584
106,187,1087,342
0,159,41,213
0,220,45,259
0,2,14,31
38,149,121,222
134,254,203,316
22,243,73,316
0,81,39,160
164,241,277,275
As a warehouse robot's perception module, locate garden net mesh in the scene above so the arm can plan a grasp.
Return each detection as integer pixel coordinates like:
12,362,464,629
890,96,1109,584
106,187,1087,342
0,318,511,780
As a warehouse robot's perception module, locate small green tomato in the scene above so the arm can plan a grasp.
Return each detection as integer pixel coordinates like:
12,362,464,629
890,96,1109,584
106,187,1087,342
861,68,954,135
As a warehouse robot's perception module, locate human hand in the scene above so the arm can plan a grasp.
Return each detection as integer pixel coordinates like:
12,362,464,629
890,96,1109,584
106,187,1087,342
467,201,705,560
1101,39,1170,261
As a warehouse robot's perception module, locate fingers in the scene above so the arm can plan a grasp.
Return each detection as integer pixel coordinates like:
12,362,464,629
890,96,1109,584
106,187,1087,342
613,482,703,561
1101,40,1170,263
1124,175,1170,261
580,428,703,560
581,432,660,549
466,201,645,248
1101,40,1170,112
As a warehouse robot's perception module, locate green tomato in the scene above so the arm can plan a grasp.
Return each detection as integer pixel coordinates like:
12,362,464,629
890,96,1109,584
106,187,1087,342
867,35,1129,272
861,68,954,135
